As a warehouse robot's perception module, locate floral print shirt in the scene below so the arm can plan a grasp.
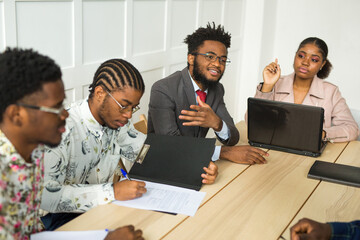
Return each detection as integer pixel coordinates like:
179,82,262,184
40,98,146,213
0,130,44,240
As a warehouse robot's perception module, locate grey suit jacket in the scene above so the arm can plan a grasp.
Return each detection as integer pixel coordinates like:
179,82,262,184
148,67,239,146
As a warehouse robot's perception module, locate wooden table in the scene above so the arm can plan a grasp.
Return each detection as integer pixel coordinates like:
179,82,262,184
58,122,359,240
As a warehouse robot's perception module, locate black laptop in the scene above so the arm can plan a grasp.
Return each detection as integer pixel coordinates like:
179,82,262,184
247,97,327,157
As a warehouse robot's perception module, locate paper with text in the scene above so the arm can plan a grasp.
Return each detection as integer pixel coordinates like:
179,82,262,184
112,181,206,216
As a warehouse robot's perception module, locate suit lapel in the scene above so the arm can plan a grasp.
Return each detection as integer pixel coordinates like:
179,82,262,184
206,86,215,107
181,68,197,106
181,68,200,136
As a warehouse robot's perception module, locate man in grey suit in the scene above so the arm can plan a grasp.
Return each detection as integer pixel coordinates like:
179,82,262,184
148,23,268,165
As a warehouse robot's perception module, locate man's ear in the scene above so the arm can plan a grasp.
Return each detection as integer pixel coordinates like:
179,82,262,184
5,105,24,127
94,86,106,103
187,54,195,66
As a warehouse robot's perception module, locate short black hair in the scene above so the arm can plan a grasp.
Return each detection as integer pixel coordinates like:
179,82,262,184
297,37,333,79
0,48,62,122
184,22,231,54
89,58,145,98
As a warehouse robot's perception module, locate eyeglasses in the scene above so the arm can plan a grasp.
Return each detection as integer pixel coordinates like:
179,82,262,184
192,52,231,65
106,91,140,114
16,103,66,117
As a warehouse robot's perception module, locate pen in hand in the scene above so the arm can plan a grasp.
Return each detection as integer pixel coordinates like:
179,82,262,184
120,168,132,181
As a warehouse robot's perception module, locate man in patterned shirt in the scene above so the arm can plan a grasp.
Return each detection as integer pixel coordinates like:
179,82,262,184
40,59,150,230
0,49,144,240
0,48,68,239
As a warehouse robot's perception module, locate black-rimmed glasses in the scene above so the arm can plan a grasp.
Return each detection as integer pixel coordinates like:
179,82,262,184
192,52,231,65
106,91,140,114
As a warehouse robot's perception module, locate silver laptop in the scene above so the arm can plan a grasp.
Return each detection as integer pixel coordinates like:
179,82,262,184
247,97,327,157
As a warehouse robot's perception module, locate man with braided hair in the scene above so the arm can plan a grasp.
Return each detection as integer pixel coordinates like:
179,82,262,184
0,49,143,240
148,22,269,165
41,59,148,231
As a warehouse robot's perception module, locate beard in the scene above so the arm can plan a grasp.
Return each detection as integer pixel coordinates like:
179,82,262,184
98,101,114,130
98,99,120,130
44,141,62,148
42,123,66,148
192,58,224,90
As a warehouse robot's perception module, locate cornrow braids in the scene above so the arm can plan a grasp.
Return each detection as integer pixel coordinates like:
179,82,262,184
89,59,144,98
184,22,231,55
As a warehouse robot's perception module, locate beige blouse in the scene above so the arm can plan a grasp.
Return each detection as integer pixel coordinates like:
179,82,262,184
253,73,359,142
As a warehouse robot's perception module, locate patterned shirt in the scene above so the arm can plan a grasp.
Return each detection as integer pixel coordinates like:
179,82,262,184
40,98,146,213
0,130,44,240
329,221,360,240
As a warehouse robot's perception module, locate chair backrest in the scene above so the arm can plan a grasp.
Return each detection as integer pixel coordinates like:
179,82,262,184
134,114,147,134
350,108,360,141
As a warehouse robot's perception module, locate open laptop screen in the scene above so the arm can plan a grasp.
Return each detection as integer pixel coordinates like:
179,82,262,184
247,97,324,154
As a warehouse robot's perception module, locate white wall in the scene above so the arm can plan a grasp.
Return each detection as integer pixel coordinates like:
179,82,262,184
1,0,359,124
0,0,245,124
237,0,360,120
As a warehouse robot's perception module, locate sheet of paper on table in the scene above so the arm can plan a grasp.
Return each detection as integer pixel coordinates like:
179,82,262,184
31,230,108,240
112,180,206,216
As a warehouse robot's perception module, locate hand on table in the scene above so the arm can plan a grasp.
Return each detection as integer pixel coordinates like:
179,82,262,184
220,145,268,164
105,225,144,240
114,180,147,201
290,218,331,240
179,96,223,131
201,161,218,184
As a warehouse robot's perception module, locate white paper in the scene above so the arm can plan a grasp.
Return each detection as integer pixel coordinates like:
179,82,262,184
31,230,108,240
112,181,206,216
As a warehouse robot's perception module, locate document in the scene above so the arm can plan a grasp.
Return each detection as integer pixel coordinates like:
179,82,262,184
113,180,206,216
31,230,108,240
129,134,215,190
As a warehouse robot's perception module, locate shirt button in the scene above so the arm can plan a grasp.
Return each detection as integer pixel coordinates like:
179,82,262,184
97,168,100,172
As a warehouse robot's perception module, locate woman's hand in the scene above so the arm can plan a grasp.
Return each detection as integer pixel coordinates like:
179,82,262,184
262,58,281,92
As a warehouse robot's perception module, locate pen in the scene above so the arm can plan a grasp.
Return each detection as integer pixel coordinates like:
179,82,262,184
120,168,132,181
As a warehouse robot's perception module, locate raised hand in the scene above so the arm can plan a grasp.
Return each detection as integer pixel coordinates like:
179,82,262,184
262,58,281,92
179,96,223,131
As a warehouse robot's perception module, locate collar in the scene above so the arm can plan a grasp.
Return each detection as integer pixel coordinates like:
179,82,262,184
0,130,38,167
188,70,208,94
277,73,325,99
308,75,325,99
79,98,105,139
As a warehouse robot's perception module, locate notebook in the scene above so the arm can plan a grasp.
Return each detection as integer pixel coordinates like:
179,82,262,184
129,134,215,191
308,160,360,188
247,97,326,157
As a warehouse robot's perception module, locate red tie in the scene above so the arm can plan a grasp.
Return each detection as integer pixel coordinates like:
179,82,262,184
196,90,207,103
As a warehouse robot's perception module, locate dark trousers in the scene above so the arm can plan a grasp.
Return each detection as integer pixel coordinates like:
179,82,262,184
41,212,82,231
